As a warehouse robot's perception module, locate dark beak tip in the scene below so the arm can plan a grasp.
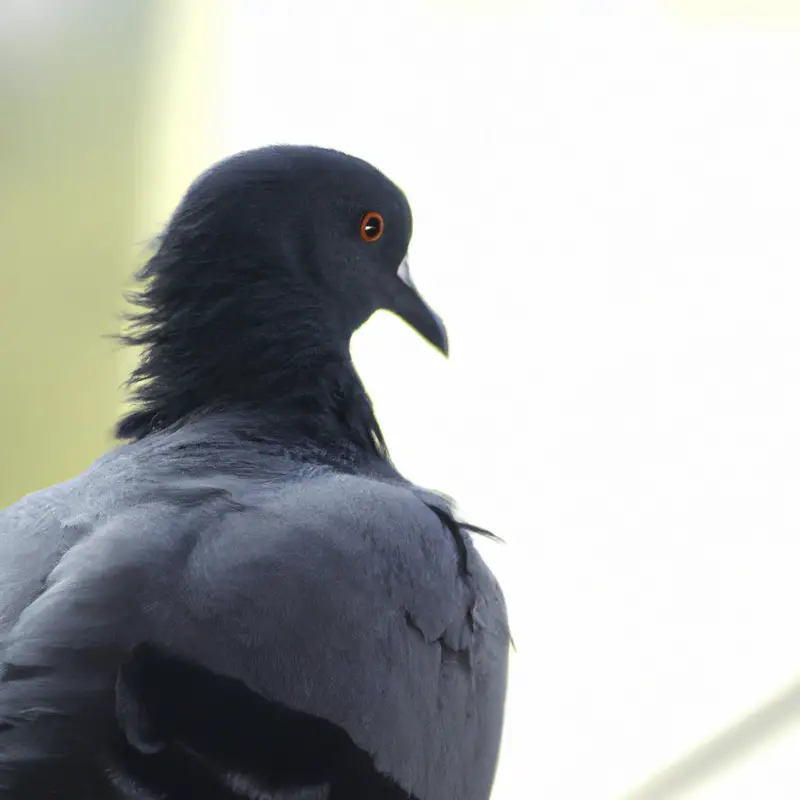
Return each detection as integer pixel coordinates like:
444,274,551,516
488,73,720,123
404,312,448,358
438,330,450,358
426,312,449,358
388,263,449,358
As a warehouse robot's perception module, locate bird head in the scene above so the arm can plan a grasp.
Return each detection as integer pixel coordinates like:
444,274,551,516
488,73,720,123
164,145,448,355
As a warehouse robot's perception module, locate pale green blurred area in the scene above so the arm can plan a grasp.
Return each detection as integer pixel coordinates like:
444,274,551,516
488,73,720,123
0,1,151,505
0,0,222,506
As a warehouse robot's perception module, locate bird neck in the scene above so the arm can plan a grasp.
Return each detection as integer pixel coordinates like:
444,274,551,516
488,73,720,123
116,320,389,462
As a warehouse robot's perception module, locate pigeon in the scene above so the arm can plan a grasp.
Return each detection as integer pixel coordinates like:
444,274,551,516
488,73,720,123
0,146,509,800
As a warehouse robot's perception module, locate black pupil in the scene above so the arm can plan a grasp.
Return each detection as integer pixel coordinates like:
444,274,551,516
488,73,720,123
364,216,381,238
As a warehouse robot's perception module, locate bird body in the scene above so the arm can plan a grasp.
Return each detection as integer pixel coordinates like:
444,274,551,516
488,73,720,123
0,147,509,799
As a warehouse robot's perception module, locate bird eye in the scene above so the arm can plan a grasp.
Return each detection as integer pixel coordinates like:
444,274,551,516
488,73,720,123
360,212,384,242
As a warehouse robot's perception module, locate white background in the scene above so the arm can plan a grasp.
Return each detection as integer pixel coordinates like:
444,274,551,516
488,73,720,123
220,1,800,796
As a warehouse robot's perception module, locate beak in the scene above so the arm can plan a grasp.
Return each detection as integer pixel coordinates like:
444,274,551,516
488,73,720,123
387,257,449,356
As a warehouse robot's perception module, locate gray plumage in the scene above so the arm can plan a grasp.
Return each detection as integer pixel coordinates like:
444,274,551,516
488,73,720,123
0,146,509,799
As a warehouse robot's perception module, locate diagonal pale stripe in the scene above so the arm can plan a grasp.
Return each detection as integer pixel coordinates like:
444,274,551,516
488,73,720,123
621,675,800,799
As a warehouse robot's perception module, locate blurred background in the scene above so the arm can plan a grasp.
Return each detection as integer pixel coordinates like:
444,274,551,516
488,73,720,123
3,0,800,796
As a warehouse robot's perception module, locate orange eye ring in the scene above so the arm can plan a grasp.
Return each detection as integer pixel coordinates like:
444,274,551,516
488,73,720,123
360,212,384,242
